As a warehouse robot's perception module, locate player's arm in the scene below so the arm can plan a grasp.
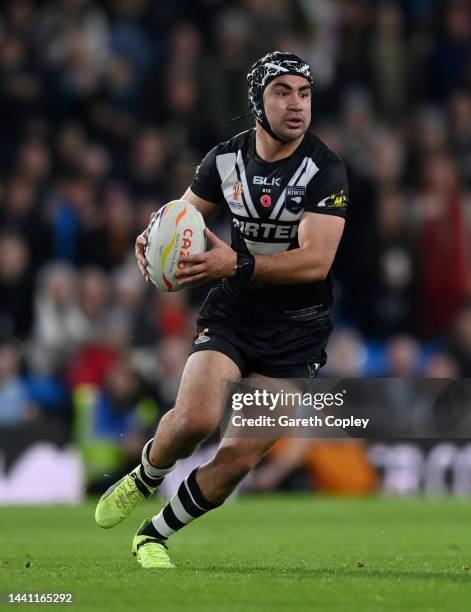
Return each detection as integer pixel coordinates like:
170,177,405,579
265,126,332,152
252,212,344,283
181,188,219,220
252,161,348,283
176,212,344,285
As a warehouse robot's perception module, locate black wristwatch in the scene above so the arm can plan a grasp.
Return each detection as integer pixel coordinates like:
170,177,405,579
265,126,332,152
234,252,255,279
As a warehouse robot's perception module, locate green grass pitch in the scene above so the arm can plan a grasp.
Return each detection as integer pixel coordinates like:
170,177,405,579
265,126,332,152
1,495,471,611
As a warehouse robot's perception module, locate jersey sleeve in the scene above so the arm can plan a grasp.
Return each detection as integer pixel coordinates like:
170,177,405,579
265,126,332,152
304,160,349,218
190,146,224,204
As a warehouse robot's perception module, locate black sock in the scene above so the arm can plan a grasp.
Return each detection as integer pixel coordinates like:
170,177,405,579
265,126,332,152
138,465,164,489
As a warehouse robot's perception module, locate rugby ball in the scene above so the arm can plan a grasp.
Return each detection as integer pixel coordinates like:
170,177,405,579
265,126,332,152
145,199,206,292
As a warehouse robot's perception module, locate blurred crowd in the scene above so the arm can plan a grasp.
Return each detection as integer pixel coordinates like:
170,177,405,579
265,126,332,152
1,0,471,488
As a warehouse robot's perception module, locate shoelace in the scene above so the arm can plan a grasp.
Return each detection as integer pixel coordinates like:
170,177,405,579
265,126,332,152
114,476,144,511
141,540,170,564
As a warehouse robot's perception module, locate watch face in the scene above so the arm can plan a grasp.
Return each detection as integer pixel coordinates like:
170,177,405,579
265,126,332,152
236,253,255,278
237,255,251,267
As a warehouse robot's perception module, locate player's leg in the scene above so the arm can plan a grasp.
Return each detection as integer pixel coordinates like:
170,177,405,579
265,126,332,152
195,374,302,503
132,306,331,566
133,434,280,562
95,350,241,529
134,374,298,568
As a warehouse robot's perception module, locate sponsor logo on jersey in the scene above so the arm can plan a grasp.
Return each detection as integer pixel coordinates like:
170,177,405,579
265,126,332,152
318,189,348,209
233,217,298,240
260,194,272,208
232,181,243,202
285,185,306,213
194,328,211,345
253,176,281,186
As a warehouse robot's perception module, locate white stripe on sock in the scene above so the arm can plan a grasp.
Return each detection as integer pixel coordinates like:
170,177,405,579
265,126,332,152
170,491,197,525
151,512,175,538
141,439,175,478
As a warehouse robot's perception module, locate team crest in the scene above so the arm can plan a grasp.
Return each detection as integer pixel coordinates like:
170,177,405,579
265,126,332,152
232,181,243,202
285,185,306,213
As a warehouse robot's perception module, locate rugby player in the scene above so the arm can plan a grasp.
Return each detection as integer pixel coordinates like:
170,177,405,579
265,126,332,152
95,51,348,569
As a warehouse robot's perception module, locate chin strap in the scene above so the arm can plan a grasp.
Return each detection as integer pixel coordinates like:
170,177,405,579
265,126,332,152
222,112,252,125
257,114,286,143
222,113,286,144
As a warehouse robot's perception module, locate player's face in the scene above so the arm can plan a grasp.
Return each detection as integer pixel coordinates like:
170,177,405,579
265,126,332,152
262,75,312,142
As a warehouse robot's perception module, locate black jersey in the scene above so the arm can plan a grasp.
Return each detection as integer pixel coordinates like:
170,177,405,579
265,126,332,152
190,128,348,320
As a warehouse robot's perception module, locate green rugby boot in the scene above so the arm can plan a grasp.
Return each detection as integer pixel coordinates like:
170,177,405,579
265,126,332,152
95,466,155,529
132,519,175,569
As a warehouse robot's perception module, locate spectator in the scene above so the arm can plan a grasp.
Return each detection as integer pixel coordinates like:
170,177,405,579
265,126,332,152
30,261,83,375
385,335,421,376
75,357,158,490
449,305,471,376
126,128,168,198
323,329,367,376
77,267,110,338
0,233,34,338
427,1,471,102
423,353,461,378
36,0,111,99
448,91,471,185
102,182,135,267
369,2,408,119
370,192,417,337
1,173,52,269
109,264,154,347
0,338,38,426
415,153,470,335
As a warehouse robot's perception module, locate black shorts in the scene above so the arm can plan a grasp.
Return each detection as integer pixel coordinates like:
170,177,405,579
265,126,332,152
189,286,332,378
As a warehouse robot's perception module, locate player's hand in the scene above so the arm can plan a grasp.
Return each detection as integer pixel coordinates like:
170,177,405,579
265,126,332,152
176,228,237,286
135,212,157,283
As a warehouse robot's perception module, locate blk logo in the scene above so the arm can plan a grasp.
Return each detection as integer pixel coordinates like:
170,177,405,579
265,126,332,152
253,176,281,186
